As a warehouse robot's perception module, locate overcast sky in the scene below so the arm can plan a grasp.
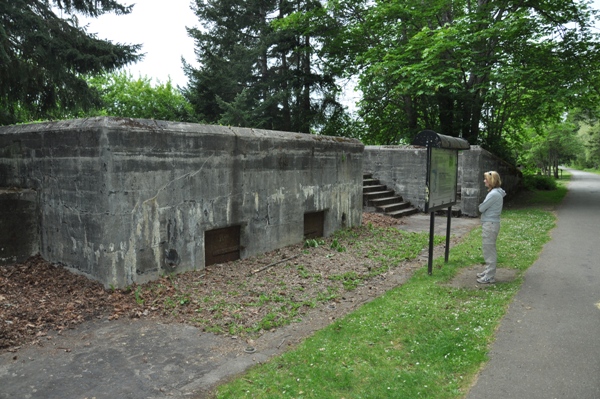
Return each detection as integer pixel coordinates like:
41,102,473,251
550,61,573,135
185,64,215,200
78,0,369,107
81,0,600,105
81,0,198,88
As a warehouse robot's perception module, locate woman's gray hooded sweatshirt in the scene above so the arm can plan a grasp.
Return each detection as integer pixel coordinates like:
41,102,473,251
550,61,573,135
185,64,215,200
479,187,506,222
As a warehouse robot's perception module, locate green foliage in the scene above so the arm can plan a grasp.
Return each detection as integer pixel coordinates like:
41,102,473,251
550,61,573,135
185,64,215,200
314,0,600,151
304,238,325,248
296,265,317,279
313,104,365,140
0,0,142,125
522,174,557,191
85,72,196,122
134,286,144,305
328,271,360,290
330,239,346,253
518,120,583,176
572,111,600,169
587,127,600,168
184,0,347,134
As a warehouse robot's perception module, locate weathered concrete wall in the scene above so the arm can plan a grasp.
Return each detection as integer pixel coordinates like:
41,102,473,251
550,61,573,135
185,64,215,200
364,145,521,217
459,146,522,216
0,189,38,265
0,117,364,288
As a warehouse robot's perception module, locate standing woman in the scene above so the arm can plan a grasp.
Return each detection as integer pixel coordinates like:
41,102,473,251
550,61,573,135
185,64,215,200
477,171,506,284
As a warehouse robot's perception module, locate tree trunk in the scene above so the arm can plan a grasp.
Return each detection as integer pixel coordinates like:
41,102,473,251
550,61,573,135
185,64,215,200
437,90,454,136
404,95,418,131
301,35,311,133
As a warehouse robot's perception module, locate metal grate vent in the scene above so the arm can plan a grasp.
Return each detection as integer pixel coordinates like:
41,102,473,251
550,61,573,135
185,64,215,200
304,211,325,239
205,225,241,266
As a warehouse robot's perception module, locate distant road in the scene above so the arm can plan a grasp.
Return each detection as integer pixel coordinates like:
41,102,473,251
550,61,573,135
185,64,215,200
467,168,600,399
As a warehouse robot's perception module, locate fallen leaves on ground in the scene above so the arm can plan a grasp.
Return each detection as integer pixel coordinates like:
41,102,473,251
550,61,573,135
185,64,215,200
1,212,404,353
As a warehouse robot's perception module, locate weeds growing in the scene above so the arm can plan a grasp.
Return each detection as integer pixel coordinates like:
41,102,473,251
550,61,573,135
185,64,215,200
215,180,567,399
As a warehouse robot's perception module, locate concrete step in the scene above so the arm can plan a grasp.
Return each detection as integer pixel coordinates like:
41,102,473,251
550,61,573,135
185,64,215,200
363,184,387,193
363,190,396,201
387,207,420,218
369,195,403,207
363,178,379,187
376,201,413,213
362,173,420,219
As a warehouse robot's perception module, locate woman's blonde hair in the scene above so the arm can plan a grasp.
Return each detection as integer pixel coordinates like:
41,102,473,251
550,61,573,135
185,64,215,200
485,171,502,189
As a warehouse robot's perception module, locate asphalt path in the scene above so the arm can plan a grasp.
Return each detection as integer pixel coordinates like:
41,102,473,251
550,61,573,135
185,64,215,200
467,168,600,399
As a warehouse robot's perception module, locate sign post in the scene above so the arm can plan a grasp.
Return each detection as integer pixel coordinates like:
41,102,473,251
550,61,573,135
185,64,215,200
412,130,470,275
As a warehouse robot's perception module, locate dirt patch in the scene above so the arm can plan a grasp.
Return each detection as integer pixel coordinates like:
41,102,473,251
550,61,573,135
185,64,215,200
0,212,480,354
0,256,128,351
442,266,519,289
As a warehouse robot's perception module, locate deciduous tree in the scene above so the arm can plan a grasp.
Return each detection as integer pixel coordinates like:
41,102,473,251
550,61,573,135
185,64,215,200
521,121,583,177
321,0,600,153
86,72,196,122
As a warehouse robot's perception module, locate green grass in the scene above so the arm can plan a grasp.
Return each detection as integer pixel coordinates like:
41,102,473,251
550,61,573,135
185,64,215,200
214,184,567,399
516,172,569,208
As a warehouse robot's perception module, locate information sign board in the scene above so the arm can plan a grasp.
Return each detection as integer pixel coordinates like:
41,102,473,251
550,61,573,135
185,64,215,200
426,148,458,212
412,129,469,275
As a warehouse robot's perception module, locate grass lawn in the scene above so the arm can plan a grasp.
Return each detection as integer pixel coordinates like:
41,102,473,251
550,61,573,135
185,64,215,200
214,178,569,399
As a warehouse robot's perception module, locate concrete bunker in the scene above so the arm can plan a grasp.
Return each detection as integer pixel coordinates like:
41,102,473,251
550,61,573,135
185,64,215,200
0,117,364,288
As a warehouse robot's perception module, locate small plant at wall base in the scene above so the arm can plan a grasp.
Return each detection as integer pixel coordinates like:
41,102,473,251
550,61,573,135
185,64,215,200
330,238,346,252
134,286,144,305
304,238,325,248
122,225,441,337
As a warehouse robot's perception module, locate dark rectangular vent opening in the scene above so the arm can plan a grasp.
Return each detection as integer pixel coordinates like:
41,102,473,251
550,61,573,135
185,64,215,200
205,225,241,266
304,211,325,239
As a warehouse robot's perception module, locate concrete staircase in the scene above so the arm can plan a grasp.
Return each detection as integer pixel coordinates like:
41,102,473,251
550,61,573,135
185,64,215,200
363,173,420,218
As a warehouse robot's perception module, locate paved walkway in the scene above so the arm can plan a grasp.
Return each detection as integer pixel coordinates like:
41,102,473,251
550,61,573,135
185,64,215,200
467,168,600,399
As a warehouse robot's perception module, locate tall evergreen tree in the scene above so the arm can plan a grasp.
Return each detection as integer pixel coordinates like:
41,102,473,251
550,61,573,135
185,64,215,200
184,0,343,133
0,0,142,125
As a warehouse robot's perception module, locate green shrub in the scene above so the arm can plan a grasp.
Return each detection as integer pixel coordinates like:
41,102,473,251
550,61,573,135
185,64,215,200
523,174,557,190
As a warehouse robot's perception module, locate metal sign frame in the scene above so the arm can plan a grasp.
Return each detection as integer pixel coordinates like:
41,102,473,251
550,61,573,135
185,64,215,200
425,147,459,213
412,130,469,275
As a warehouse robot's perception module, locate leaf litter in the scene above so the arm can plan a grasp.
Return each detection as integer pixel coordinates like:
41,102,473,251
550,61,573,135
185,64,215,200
0,212,437,353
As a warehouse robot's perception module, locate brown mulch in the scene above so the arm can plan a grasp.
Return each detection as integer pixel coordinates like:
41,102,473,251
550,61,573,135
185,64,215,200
1,212,407,353
0,256,133,351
